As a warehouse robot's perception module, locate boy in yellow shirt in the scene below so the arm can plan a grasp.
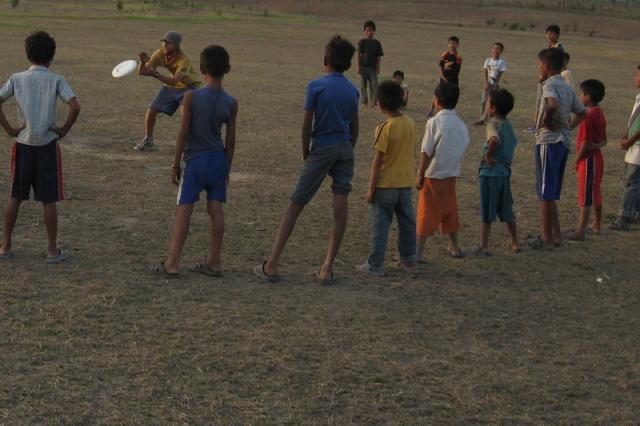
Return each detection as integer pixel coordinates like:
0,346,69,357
357,81,417,276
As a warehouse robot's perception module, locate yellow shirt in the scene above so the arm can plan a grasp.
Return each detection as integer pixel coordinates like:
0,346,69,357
147,49,201,89
373,115,417,188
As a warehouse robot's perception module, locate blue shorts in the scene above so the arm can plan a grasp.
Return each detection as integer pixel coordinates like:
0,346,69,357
150,86,191,116
177,151,228,205
479,175,514,223
535,143,568,201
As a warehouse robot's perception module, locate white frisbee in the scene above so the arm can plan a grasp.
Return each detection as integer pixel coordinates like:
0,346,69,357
112,59,138,78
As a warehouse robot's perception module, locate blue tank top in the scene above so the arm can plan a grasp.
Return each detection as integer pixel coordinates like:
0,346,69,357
184,86,235,162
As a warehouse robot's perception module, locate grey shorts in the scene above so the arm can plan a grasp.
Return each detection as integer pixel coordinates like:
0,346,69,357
290,141,354,205
150,86,190,116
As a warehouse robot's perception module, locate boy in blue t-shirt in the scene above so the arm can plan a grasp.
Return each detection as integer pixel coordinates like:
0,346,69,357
255,35,359,285
478,89,520,255
153,45,238,278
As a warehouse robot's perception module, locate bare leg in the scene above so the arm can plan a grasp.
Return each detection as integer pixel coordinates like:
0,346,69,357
145,108,158,139
506,222,520,251
1,198,21,255
551,202,562,245
43,203,59,258
207,200,224,271
540,201,554,245
416,235,428,262
265,201,305,276
572,206,590,240
319,194,348,280
480,222,491,250
447,232,462,256
164,204,195,274
590,205,602,232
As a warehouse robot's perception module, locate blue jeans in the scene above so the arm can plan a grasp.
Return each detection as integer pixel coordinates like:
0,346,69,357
621,163,640,220
368,188,416,267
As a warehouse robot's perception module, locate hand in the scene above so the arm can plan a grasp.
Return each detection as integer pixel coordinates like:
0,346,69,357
543,116,560,131
619,138,631,150
366,188,375,203
415,175,424,190
139,66,156,77
138,52,150,63
302,148,310,161
483,154,495,167
49,126,68,140
171,165,181,185
7,125,24,137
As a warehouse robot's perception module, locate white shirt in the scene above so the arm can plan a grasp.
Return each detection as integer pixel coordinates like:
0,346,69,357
421,109,470,179
624,93,640,166
0,65,76,146
483,57,506,84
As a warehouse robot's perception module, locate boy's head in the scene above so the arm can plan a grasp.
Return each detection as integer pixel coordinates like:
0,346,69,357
492,42,504,58
448,36,459,51
537,48,563,81
364,20,376,38
579,79,605,106
546,25,560,43
488,88,514,118
324,35,355,73
563,51,570,68
392,70,404,82
25,31,56,66
200,45,230,78
376,80,404,112
434,82,459,110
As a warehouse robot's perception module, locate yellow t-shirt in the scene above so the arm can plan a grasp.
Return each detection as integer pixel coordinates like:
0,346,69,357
147,49,201,89
373,115,417,188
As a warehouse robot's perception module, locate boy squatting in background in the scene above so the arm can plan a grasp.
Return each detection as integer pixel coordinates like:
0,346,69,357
0,31,81,263
530,48,585,249
356,80,417,277
416,82,470,261
474,42,506,126
153,45,237,278
565,79,607,241
392,70,410,107
255,35,359,285
357,21,383,108
135,31,201,151
611,66,640,230
427,36,461,117
477,89,521,255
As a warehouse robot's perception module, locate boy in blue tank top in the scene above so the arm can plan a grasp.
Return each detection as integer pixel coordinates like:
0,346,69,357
153,45,238,278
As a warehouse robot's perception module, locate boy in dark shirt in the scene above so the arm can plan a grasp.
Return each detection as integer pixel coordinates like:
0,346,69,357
427,36,461,116
357,21,383,108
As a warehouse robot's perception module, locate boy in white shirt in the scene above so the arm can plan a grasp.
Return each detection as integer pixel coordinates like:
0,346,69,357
415,83,470,260
475,42,506,126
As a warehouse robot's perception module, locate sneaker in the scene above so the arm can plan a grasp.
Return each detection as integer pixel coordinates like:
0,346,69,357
355,261,386,277
134,136,154,151
523,126,536,134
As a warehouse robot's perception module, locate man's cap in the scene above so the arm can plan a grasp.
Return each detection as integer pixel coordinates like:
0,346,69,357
161,31,182,45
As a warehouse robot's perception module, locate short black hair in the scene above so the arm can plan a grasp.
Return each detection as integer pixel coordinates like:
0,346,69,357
324,35,355,73
364,20,376,31
563,51,570,62
489,88,514,117
580,79,605,104
538,48,564,72
494,42,504,51
434,82,459,109
200,45,230,78
376,80,404,111
25,31,56,65
449,36,460,44
392,70,404,79
546,24,560,35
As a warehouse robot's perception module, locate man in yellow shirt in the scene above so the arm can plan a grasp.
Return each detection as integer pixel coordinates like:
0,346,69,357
135,31,201,151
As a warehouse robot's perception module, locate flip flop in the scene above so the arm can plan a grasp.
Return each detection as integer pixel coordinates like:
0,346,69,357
609,221,630,231
447,248,466,259
316,270,336,286
253,261,280,283
562,229,585,241
585,226,600,235
472,246,492,257
189,262,223,277
149,262,180,279
502,240,522,253
46,249,69,264
0,251,12,261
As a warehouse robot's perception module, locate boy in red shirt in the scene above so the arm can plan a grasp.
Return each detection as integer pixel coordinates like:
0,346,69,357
566,79,607,240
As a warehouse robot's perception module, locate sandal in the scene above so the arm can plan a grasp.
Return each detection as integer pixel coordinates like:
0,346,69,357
447,248,466,259
253,261,280,283
562,229,585,241
316,270,336,286
502,240,522,253
47,249,69,264
190,262,223,277
149,262,180,279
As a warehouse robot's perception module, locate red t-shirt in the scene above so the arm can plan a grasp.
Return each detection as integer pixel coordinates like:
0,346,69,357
576,106,606,157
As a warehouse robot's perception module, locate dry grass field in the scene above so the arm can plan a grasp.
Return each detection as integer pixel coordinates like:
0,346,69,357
0,1,639,423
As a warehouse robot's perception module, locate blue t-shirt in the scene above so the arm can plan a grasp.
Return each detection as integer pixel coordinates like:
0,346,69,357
479,118,518,177
304,72,359,147
184,86,235,163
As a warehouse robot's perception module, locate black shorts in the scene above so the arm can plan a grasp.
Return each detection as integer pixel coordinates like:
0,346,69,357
10,140,64,203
